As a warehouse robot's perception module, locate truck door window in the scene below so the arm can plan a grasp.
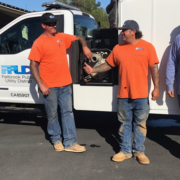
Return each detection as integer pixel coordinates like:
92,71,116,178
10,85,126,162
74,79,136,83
0,17,43,54
74,15,97,39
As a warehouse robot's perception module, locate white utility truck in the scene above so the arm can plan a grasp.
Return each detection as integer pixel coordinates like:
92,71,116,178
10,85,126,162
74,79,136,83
0,0,180,115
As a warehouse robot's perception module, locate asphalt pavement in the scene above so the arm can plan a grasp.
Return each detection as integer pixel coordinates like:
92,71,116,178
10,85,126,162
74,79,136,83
0,111,180,180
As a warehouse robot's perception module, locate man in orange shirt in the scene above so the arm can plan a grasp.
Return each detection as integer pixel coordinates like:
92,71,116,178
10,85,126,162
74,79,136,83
29,13,92,152
84,20,160,164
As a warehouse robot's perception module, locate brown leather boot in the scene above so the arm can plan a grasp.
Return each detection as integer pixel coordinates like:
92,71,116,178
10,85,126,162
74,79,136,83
64,144,86,153
112,152,132,162
54,142,64,152
133,153,150,164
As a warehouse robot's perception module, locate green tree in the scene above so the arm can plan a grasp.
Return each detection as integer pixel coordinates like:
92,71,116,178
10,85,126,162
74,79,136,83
55,0,109,28
56,0,70,4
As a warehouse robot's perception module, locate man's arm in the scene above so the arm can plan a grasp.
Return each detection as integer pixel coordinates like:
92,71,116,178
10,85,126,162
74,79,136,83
30,60,50,95
166,36,180,97
76,36,92,59
150,63,160,100
83,62,112,74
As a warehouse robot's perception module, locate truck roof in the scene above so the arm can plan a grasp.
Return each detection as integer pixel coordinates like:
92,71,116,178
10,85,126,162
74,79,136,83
42,1,81,11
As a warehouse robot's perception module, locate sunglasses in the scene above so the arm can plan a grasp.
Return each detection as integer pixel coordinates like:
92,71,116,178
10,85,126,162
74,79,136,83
44,22,57,27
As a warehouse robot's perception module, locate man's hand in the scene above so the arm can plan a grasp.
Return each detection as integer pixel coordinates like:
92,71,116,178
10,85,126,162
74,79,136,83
151,88,159,101
167,91,174,97
76,36,92,59
83,62,93,74
30,60,50,95
150,63,160,101
83,46,92,59
84,62,112,74
39,84,50,95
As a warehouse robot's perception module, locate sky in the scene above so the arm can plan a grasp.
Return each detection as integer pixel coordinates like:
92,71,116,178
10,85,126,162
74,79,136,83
1,0,110,11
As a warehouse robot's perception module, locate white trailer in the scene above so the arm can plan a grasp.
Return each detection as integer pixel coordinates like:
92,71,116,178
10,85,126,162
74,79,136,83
116,0,180,115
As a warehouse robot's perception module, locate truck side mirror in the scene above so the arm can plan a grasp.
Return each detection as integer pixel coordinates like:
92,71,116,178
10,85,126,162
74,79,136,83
106,0,118,28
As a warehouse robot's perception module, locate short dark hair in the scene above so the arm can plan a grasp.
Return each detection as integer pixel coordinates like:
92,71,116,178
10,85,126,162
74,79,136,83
135,30,143,39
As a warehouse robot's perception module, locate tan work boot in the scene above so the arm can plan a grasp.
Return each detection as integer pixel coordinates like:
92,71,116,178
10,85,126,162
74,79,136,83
54,142,64,152
64,144,86,153
112,152,132,162
133,153,150,165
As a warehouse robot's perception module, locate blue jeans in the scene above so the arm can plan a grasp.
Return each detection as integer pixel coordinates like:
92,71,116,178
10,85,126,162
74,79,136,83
117,98,150,155
43,85,76,148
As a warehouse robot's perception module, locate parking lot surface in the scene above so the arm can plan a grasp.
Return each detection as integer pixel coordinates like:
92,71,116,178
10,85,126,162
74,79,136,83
0,111,180,180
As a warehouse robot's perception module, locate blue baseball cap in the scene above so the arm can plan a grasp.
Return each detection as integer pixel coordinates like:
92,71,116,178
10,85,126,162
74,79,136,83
117,20,139,31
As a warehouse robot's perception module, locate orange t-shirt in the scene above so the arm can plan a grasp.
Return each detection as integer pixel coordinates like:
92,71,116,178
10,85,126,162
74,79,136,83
28,33,76,88
106,39,159,99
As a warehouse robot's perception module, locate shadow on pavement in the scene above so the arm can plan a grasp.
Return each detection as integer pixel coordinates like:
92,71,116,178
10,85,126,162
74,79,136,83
0,113,50,144
74,112,180,158
74,110,121,153
1,112,180,159
147,114,180,159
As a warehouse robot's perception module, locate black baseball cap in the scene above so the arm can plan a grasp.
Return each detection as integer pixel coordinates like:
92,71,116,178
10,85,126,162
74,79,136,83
41,13,58,24
117,20,139,31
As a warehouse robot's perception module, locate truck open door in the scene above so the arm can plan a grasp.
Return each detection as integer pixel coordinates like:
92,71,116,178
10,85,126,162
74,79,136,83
71,0,119,112
71,28,119,112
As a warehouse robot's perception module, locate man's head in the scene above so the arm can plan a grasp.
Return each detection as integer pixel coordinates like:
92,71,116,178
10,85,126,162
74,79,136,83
41,13,58,35
117,20,143,43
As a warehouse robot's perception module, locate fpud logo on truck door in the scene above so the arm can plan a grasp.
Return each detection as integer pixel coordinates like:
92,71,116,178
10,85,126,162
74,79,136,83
1,66,31,74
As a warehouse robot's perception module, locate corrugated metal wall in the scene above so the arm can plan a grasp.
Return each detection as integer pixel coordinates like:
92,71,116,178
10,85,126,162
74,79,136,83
0,3,29,29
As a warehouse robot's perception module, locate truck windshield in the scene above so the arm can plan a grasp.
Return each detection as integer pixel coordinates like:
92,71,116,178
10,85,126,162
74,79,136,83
74,15,97,39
